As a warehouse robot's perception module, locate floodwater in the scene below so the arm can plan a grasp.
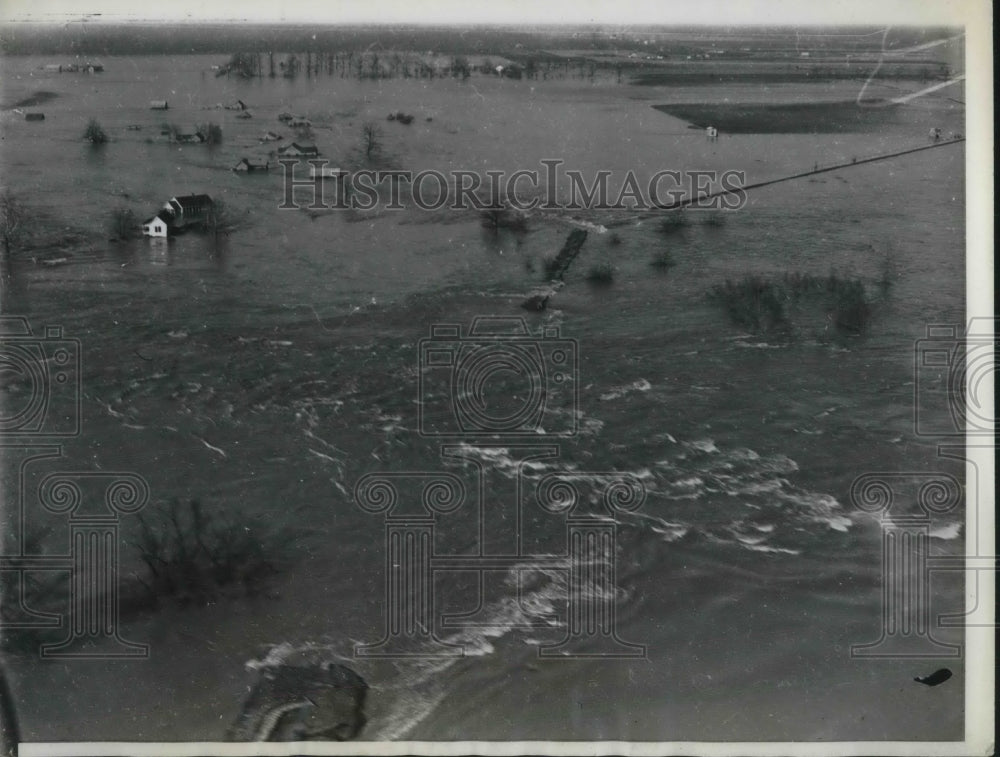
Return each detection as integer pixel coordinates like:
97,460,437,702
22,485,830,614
0,54,968,742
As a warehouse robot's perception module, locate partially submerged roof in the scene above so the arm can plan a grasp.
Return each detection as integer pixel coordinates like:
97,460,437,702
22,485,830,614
278,142,319,153
172,193,213,207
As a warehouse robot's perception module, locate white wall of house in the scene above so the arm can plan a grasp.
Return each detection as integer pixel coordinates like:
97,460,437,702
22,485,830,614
142,219,168,237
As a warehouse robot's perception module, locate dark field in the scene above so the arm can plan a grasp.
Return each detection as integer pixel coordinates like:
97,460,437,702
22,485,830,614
653,99,907,133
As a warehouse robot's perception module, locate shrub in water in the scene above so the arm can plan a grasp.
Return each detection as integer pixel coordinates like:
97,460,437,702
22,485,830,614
586,261,615,284
650,250,675,270
709,275,788,333
710,272,873,336
829,277,870,334
134,498,293,606
658,212,688,234
481,206,528,233
83,118,108,144
108,206,136,241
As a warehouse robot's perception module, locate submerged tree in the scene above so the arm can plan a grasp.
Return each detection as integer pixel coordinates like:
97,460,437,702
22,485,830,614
206,199,235,240
451,55,472,80
198,122,223,145
108,206,137,241
361,121,382,160
83,118,108,145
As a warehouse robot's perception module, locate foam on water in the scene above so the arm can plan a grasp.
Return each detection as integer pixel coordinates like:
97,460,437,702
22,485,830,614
241,554,594,740
599,378,652,401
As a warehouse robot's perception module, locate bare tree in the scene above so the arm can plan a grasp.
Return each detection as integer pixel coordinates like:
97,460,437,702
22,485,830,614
108,206,137,241
361,121,382,160
206,199,237,246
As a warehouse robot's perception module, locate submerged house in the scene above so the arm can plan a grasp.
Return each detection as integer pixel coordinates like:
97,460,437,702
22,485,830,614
277,142,319,158
164,194,214,228
174,127,205,144
141,213,171,238
25,112,45,121
260,131,283,142
150,100,169,110
287,117,311,128
142,195,214,237
233,158,269,172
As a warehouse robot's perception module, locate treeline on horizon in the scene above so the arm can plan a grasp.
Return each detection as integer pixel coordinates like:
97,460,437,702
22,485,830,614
0,23,960,57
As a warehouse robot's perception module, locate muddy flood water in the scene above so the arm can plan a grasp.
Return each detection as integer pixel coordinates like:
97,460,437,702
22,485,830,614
1,52,969,743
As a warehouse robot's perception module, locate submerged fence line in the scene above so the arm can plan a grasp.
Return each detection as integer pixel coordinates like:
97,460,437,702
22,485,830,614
652,136,965,211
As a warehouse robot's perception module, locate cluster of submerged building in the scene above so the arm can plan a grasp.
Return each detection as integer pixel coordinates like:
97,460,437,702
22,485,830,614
41,61,104,73
141,195,214,238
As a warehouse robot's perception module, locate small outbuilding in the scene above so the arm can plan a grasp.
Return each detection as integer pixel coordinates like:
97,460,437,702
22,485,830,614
233,158,269,172
25,112,45,121
277,142,320,158
150,100,169,110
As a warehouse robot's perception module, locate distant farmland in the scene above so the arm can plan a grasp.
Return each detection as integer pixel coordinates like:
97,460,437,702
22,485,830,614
653,99,908,133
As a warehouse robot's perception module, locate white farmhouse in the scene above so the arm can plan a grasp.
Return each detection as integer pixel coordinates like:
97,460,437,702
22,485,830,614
141,213,170,238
